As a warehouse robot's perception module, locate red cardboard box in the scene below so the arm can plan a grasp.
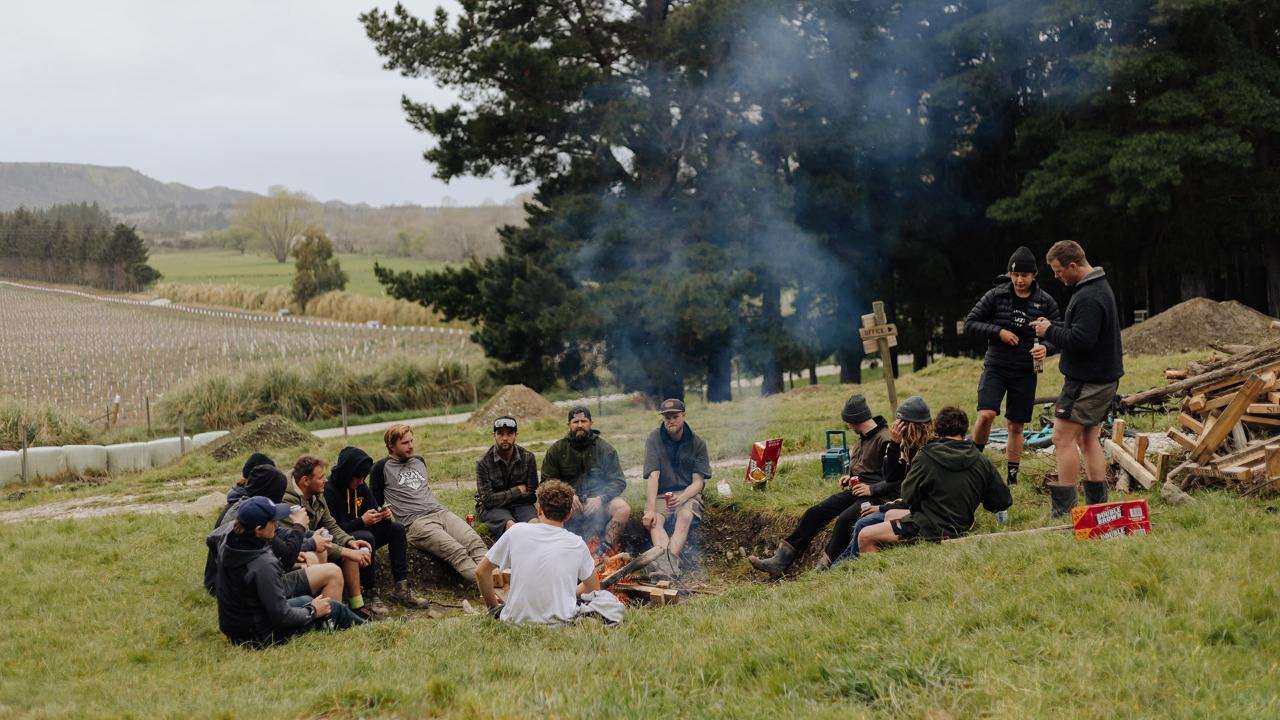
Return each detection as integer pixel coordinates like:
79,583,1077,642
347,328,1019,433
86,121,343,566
745,439,783,489
1072,499,1151,540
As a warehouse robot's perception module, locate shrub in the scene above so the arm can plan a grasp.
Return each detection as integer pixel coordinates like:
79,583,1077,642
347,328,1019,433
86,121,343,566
0,399,94,450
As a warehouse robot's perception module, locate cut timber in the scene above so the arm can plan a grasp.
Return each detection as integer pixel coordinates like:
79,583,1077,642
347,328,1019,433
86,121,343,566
1104,439,1156,489
1178,413,1204,434
1121,338,1280,406
1230,422,1249,452
1267,445,1280,481
1187,395,1208,412
1242,415,1280,427
1246,404,1280,414
1166,429,1197,452
1156,453,1174,485
1165,369,1188,381
1135,434,1150,465
1210,438,1275,469
1190,374,1267,464
1112,419,1126,442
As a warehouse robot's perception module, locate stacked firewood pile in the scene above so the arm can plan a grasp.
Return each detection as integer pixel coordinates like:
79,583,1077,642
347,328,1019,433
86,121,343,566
1119,336,1280,495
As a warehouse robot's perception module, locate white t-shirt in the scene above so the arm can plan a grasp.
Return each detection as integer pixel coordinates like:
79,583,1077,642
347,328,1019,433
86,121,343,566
485,522,595,625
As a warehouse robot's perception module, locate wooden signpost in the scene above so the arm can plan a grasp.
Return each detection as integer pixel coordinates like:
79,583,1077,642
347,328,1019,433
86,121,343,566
859,300,899,412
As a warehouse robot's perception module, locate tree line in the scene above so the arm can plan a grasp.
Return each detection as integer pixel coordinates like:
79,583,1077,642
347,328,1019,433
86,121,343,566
363,0,1279,401
0,203,161,292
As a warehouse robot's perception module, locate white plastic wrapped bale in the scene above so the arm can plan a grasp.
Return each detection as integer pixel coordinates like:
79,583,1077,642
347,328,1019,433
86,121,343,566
24,447,68,480
147,437,193,467
0,450,20,486
192,431,229,449
107,442,152,474
64,445,109,476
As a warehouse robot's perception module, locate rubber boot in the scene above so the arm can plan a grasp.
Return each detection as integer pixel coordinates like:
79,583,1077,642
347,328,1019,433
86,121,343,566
810,552,832,573
1049,485,1077,518
748,541,796,579
1083,480,1109,506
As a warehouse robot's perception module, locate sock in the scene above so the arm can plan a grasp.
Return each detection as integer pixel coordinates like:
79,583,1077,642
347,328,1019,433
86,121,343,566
349,594,364,610
1006,462,1020,485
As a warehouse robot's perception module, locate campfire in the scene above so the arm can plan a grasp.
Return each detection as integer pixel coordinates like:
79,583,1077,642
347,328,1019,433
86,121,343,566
589,541,681,607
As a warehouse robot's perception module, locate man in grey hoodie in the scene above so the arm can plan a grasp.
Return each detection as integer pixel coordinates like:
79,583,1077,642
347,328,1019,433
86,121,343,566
370,424,488,584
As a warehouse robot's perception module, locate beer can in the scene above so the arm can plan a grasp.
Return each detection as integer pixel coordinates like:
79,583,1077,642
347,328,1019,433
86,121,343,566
860,501,871,512
466,514,474,526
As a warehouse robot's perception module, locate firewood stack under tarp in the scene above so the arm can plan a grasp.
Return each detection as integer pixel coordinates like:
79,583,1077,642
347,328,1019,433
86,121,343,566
1119,336,1280,496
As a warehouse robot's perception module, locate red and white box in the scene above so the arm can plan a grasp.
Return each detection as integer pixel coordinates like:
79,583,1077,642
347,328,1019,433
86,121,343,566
745,439,783,488
1072,499,1151,540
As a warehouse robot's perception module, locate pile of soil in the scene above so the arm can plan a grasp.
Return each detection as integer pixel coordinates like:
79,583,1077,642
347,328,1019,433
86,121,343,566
468,385,561,430
204,414,312,461
1122,298,1278,354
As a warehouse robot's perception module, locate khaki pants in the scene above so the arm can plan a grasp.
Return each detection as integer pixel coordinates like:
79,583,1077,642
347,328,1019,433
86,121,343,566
405,510,488,583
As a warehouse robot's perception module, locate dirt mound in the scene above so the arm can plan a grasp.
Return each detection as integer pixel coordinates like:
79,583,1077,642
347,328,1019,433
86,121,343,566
1122,298,1278,355
203,414,312,461
468,385,560,429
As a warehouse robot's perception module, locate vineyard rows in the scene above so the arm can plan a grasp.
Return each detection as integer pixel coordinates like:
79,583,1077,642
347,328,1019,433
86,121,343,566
0,282,478,423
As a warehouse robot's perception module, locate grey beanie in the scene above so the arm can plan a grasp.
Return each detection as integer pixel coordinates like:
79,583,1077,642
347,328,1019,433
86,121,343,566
841,394,872,425
895,395,932,424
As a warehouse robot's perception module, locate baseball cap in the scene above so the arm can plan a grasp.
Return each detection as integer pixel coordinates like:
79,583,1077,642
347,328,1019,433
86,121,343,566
658,398,686,414
238,496,291,528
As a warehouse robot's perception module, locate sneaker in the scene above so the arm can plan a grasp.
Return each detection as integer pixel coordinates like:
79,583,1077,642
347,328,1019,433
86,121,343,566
389,580,432,609
353,606,380,622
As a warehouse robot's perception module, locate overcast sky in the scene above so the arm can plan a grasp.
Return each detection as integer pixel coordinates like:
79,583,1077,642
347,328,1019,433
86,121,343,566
0,1,523,206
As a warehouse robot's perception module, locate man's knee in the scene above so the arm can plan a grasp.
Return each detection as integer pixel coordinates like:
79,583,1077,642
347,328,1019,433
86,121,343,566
1052,420,1082,446
977,409,997,421
1007,422,1025,433
389,521,407,540
608,497,631,519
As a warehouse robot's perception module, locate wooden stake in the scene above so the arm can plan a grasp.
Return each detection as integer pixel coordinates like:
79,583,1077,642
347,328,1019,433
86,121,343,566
341,397,348,440
872,301,897,412
145,396,152,439
179,416,186,455
19,429,28,484
1155,453,1173,485
1104,439,1156,489
1266,444,1280,482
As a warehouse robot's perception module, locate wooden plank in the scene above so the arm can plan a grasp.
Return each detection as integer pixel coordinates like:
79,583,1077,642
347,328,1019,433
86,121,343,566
1111,420,1127,451
1210,438,1274,468
1203,392,1238,413
1155,453,1173,485
872,301,898,412
1220,466,1253,482
1268,391,1280,404
1104,438,1156,489
1178,413,1204,434
1166,428,1197,452
1230,422,1249,452
1165,369,1188,381
1191,373,1266,464
1134,435,1149,462
1246,404,1280,414
1187,394,1208,412
1242,415,1280,427
1266,445,1280,482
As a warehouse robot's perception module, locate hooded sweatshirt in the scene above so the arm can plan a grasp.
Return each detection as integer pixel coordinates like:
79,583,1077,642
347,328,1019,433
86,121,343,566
324,447,380,534
204,466,305,594
212,527,313,644
900,438,1012,540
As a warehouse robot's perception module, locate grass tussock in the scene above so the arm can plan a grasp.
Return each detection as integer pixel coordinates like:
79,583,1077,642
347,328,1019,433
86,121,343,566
155,282,457,327
158,355,491,432
0,399,94,450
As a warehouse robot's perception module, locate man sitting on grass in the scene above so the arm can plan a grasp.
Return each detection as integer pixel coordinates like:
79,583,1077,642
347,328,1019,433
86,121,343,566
214,496,364,647
325,446,432,612
476,480,605,625
283,454,379,620
541,406,631,554
475,415,539,539
372,424,489,584
857,407,1012,554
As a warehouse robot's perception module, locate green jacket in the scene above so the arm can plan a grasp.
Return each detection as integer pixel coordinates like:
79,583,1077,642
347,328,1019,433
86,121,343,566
541,430,626,500
282,478,355,551
901,438,1012,540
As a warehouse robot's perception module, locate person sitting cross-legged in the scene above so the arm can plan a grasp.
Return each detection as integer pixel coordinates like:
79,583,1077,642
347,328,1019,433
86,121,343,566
475,415,539,540
857,407,1012,555
477,480,616,625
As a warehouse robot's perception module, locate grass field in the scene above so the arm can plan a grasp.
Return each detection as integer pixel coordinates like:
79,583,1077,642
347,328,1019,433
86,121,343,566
3,353,1276,718
149,250,449,298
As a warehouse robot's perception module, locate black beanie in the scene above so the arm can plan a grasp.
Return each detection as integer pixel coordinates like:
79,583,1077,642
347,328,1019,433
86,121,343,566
245,465,288,503
841,394,872,425
241,452,274,480
1008,246,1037,274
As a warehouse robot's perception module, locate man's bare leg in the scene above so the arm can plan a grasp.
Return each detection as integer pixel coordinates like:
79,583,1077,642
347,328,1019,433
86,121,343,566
668,508,695,557
603,497,631,549
1051,418,1084,485
973,409,998,447
1006,422,1026,464
305,563,343,600
1079,424,1106,481
856,509,910,555
341,557,362,599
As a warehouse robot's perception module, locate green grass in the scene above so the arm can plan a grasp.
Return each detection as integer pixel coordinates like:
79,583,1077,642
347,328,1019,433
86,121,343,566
149,250,450,298
5,351,1274,718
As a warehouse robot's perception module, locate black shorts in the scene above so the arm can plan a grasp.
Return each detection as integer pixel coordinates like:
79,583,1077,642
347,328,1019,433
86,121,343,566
889,518,921,542
282,568,310,599
976,367,1037,424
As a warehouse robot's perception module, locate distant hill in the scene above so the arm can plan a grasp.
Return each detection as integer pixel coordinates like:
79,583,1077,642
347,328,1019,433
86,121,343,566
0,161,526,261
0,162,256,212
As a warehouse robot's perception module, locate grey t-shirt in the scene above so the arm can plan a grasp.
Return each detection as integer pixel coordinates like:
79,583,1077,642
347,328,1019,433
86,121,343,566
382,456,444,526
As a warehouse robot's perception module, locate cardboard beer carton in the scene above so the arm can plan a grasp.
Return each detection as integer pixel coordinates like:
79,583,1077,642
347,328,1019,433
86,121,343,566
745,438,783,490
1072,499,1151,540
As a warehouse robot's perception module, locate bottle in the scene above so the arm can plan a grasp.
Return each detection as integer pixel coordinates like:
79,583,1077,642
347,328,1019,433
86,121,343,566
1032,339,1043,374
717,479,732,497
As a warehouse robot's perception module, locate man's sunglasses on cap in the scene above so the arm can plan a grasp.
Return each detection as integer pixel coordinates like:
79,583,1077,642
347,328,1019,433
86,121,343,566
493,416,517,430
